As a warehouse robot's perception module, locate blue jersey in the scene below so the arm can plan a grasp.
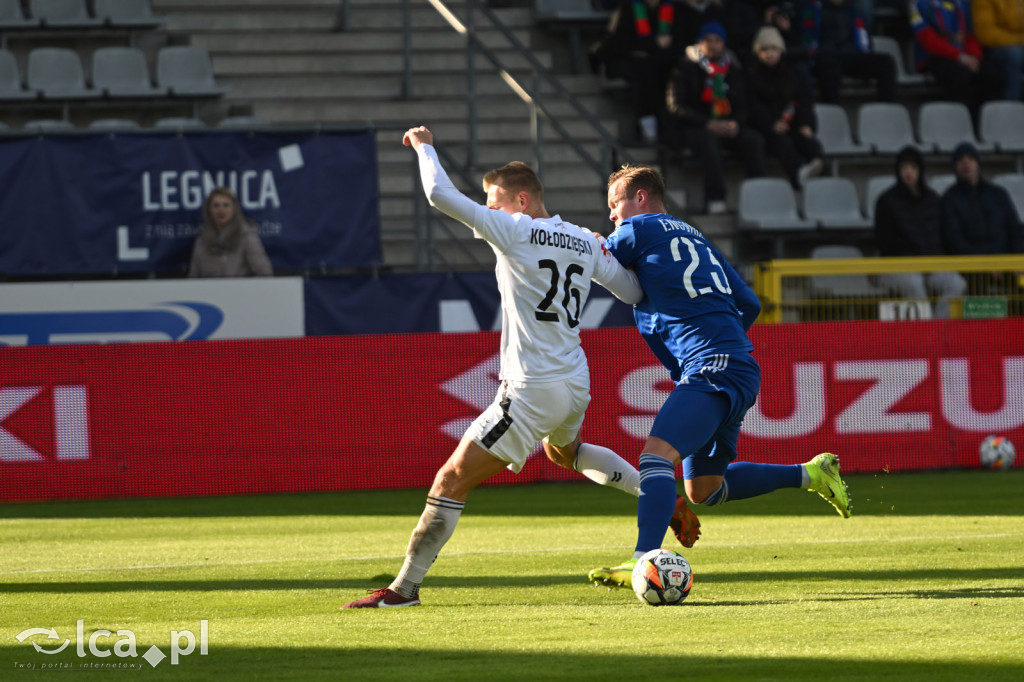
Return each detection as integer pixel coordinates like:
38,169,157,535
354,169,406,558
605,213,761,382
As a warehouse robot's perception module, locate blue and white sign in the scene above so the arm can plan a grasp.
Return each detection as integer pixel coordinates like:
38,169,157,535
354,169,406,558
0,278,304,345
0,129,381,276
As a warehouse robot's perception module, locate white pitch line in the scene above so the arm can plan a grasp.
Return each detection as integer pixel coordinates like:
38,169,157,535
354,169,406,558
1,531,1022,577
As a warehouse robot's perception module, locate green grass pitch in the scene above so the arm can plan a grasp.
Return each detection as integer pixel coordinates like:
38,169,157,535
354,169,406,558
1,470,1022,681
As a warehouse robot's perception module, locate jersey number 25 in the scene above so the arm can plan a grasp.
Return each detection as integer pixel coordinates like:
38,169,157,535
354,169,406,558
670,237,732,298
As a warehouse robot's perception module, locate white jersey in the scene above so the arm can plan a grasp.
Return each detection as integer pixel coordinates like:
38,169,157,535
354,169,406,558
416,144,642,381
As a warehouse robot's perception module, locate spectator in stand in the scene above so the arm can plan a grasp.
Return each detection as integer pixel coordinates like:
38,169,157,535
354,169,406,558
589,0,690,143
677,0,729,45
746,26,825,189
972,0,1024,101
188,187,273,277
721,0,774,65
796,0,896,104
910,0,996,119
942,142,1024,255
874,146,967,318
666,21,766,214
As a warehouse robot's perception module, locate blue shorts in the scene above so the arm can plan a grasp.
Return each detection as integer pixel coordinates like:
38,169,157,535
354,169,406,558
648,353,760,480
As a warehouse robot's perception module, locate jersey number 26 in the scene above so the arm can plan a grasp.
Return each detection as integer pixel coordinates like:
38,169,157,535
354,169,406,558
535,259,583,328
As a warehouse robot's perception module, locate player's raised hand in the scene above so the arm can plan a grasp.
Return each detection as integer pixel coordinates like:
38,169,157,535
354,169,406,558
403,126,434,149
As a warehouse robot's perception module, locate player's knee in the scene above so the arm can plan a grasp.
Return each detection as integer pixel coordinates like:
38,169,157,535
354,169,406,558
692,482,728,507
543,441,578,470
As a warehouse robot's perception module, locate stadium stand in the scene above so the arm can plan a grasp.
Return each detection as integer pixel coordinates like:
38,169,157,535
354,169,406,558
88,118,141,130
26,47,98,99
156,45,228,98
218,115,270,128
0,0,38,29
928,173,956,196
92,46,167,98
992,174,1024,222
808,245,882,298
856,102,928,154
872,35,930,87
916,101,995,154
153,116,205,129
0,48,36,100
23,118,74,130
802,177,874,230
863,175,895,220
94,0,165,29
30,0,104,28
979,101,1024,156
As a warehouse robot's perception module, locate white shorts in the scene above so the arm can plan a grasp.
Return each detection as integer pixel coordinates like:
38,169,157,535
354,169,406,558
465,369,591,473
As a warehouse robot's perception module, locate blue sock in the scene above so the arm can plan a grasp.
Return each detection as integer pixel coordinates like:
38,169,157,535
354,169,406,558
723,462,803,501
635,454,677,555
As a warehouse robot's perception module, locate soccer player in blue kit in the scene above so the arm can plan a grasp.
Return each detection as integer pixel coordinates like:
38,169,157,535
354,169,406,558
588,165,852,588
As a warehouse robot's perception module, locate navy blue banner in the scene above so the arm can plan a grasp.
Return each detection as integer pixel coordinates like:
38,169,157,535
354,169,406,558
304,272,637,336
0,129,380,276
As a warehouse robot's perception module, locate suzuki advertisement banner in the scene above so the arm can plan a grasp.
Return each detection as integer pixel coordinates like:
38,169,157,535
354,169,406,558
0,278,304,345
0,319,1020,501
0,129,380,276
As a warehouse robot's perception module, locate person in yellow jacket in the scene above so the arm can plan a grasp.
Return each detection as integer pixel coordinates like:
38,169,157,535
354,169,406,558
973,0,1024,100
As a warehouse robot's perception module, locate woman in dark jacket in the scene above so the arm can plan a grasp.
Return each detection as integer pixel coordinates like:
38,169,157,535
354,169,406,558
746,25,824,189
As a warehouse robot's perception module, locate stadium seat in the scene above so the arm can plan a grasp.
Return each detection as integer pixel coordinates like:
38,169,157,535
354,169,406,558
737,178,816,258
802,177,873,229
92,46,167,98
153,117,205,130
738,178,817,230
88,118,141,130
992,174,1024,222
979,101,1024,153
29,0,103,27
26,47,98,99
0,49,37,101
917,101,995,154
808,245,881,299
156,46,228,97
814,103,870,158
872,36,927,86
0,0,40,28
218,115,270,128
864,175,896,219
23,119,75,131
856,102,928,154
93,0,165,28
929,173,956,196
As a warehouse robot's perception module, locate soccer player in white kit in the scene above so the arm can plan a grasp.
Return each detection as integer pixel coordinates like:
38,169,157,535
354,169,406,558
341,126,667,608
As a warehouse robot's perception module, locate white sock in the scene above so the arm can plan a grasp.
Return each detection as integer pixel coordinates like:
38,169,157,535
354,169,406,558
800,465,810,488
574,443,641,497
389,496,464,599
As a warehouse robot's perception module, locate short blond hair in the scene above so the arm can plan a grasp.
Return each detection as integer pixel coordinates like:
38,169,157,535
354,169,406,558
482,161,544,201
607,164,665,202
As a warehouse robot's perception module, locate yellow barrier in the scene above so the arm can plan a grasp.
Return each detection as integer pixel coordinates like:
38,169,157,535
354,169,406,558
754,254,1024,323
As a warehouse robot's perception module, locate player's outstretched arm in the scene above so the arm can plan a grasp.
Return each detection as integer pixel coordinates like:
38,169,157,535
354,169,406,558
404,126,481,228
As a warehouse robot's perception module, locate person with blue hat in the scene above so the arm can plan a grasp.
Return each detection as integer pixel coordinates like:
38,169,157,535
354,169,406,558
665,20,766,214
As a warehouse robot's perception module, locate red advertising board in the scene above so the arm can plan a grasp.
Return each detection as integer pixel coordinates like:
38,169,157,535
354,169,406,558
1,319,1021,502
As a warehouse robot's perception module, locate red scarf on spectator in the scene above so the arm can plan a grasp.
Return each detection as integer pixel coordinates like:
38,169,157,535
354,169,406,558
633,0,674,37
700,53,732,118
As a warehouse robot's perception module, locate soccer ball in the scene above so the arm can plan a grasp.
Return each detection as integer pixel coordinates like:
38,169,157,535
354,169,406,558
631,548,693,606
979,435,1016,470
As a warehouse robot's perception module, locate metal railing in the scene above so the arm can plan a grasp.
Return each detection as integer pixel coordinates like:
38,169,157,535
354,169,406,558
755,254,1024,323
384,0,684,270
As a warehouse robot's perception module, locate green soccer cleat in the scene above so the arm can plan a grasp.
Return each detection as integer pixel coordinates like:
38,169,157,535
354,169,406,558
805,452,852,518
588,557,638,588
